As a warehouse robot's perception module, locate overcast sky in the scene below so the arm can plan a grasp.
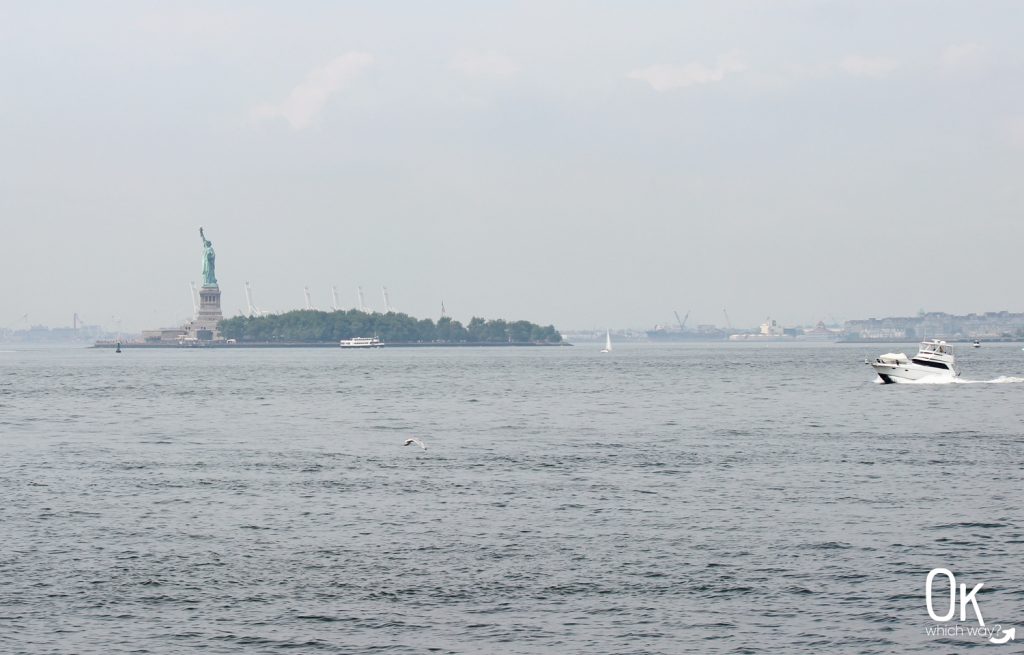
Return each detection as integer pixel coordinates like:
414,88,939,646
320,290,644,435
2,1,1023,332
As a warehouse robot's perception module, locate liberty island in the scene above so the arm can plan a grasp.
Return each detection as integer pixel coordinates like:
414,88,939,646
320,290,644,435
97,227,226,346
98,228,562,348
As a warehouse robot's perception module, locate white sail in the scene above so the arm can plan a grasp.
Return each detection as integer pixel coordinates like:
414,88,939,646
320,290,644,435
601,329,612,352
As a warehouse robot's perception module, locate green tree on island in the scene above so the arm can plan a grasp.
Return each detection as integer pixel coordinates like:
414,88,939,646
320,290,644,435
218,310,561,344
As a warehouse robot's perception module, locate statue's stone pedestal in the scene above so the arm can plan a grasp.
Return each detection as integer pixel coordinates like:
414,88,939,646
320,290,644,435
186,285,224,341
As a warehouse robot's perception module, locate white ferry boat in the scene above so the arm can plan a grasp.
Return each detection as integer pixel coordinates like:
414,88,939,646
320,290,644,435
869,339,959,383
339,337,382,349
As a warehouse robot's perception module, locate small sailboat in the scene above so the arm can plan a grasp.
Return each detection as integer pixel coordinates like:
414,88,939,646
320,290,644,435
115,341,122,353
600,330,612,353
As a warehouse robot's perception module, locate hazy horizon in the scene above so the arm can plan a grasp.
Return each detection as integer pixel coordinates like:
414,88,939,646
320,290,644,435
3,2,1023,332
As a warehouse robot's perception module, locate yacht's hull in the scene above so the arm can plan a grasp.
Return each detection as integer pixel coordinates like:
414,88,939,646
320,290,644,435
871,362,958,384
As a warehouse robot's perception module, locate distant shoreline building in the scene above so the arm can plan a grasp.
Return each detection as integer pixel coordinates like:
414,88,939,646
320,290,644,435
843,311,1024,341
3,321,109,344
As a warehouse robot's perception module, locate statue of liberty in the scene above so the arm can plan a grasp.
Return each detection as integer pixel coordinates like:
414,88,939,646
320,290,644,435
199,227,217,287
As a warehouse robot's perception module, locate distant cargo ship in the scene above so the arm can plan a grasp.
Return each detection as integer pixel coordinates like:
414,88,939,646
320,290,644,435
646,325,728,342
649,318,841,343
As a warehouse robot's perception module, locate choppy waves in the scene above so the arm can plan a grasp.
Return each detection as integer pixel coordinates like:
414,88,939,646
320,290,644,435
2,345,1023,653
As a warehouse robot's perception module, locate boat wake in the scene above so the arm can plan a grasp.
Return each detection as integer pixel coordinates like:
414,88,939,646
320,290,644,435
958,375,1024,384
876,375,1024,385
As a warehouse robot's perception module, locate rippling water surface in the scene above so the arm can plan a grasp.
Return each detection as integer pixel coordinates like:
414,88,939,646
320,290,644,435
2,343,1024,654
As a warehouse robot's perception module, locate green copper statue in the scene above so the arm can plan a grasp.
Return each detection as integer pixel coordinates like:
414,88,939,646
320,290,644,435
199,227,217,287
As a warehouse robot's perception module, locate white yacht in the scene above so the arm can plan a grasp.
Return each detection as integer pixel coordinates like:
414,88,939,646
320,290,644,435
972,339,981,348
600,330,612,353
869,339,959,383
340,337,382,348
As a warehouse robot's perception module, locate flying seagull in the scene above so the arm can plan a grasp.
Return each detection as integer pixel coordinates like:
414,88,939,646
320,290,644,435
403,438,427,450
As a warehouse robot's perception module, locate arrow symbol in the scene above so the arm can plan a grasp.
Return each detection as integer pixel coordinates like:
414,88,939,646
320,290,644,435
990,627,1015,644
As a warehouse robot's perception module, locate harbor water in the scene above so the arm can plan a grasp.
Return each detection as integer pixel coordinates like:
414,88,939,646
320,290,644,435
2,343,1023,653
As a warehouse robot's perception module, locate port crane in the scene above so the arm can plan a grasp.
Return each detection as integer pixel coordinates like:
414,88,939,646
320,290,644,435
303,286,315,311
188,282,199,319
244,282,270,317
674,310,690,331
723,309,733,331
381,286,394,313
6,313,28,328
331,286,342,312
3,313,28,338
245,282,257,315
357,286,369,313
